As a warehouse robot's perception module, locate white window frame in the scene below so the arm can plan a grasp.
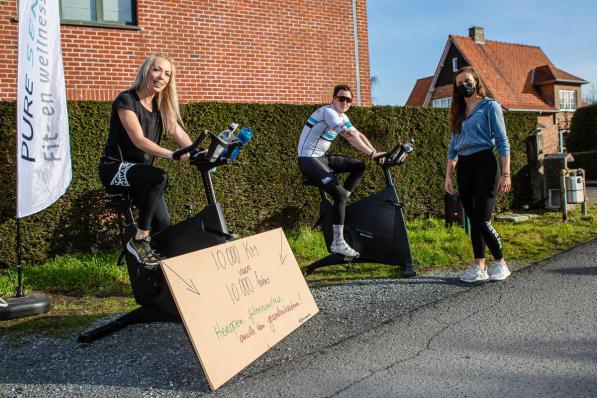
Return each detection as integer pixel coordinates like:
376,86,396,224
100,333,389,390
432,97,452,108
452,57,458,72
559,90,577,111
59,0,136,25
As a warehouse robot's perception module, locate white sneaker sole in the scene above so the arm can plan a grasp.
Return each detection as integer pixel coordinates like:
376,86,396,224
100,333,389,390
330,249,360,258
489,272,511,281
460,275,489,283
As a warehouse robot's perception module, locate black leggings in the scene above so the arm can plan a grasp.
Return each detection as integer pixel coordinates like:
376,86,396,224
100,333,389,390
98,162,170,233
299,155,365,224
456,150,503,260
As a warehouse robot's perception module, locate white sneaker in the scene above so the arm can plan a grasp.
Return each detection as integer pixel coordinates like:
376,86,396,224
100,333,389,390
460,264,489,283
489,262,511,281
330,240,360,258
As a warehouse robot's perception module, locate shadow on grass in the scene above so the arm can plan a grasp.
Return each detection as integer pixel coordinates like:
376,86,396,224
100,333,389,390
1,313,119,342
1,294,138,341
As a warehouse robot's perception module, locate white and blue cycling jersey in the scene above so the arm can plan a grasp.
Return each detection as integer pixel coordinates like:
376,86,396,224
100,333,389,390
297,105,356,157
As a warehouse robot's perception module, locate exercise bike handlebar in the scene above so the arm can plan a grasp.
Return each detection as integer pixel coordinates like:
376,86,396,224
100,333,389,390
374,138,415,167
172,132,207,160
173,126,251,171
374,143,402,161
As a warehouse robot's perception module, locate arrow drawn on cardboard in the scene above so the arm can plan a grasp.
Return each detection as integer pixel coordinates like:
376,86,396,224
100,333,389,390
279,229,287,266
161,262,200,296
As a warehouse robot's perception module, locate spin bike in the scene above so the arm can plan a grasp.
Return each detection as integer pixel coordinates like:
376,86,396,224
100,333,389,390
78,129,245,343
303,140,416,277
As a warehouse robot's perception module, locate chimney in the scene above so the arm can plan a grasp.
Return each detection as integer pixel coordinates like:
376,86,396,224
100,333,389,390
469,26,485,44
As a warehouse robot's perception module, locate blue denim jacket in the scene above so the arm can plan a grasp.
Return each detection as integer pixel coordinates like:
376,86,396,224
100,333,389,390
447,98,510,160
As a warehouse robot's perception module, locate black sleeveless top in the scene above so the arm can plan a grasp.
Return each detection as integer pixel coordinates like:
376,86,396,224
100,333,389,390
101,90,163,165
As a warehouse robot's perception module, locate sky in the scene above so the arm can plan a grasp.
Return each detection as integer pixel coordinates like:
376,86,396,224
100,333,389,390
367,0,597,105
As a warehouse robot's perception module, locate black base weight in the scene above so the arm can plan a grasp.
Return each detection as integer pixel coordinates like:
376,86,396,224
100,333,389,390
0,294,51,320
78,306,180,343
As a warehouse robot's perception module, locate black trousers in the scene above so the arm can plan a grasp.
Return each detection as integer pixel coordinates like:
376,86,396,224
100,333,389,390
456,150,503,260
299,155,365,224
98,162,170,233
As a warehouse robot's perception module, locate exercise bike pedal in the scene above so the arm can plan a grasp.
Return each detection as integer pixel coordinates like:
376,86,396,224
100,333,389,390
329,253,358,261
141,263,160,272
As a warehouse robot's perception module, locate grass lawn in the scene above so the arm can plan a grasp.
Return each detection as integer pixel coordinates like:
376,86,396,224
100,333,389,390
1,206,595,340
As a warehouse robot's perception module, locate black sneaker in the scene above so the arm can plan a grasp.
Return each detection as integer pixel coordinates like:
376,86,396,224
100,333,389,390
127,237,161,268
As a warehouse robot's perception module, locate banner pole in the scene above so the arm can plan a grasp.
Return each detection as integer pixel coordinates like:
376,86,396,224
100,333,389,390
0,0,56,320
15,217,25,297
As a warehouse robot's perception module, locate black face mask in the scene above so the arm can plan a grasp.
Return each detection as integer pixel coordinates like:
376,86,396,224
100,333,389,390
456,82,476,97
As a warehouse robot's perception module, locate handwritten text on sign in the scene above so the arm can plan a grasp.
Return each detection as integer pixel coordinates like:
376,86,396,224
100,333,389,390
160,228,319,390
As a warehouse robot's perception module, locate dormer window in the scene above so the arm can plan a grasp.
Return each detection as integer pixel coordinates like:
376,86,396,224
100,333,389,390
559,90,577,111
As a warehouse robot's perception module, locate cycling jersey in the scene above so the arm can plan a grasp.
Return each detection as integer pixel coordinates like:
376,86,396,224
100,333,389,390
297,105,356,157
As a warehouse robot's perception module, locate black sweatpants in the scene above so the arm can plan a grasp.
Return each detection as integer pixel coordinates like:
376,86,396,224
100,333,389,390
298,155,365,224
98,162,170,233
456,149,503,260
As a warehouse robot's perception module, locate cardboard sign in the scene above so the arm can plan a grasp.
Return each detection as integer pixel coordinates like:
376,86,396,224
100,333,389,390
160,228,319,390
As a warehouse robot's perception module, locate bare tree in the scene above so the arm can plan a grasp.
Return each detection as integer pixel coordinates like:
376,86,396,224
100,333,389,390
583,82,597,105
370,75,380,104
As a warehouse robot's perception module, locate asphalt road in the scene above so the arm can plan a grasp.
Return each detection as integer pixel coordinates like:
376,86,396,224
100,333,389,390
1,239,596,397
213,240,597,398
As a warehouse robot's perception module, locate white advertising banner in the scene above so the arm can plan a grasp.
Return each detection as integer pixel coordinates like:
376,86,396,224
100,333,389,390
17,0,71,218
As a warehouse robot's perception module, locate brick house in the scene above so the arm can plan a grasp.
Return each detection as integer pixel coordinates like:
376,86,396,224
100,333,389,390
405,26,587,156
0,0,371,105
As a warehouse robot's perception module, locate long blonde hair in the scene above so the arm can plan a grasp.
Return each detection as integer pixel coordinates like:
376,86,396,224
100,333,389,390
130,53,182,136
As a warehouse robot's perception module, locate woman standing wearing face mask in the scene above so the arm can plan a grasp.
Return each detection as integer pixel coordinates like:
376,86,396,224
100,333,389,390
444,66,512,283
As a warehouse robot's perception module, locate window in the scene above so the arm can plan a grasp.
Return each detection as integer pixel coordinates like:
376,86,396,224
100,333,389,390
432,97,451,108
559,90,577,111
60,0,136,25
452,57,458,72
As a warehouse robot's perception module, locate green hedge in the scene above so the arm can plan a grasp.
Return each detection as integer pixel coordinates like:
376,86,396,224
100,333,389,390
568,104,597,179
568,104,597,152
0,101,537,267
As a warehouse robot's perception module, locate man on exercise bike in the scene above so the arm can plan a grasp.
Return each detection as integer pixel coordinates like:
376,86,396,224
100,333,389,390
298,85,384,258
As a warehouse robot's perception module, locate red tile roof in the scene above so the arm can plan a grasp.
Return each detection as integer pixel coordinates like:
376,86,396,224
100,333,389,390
450,35,586,111
405,76,433,107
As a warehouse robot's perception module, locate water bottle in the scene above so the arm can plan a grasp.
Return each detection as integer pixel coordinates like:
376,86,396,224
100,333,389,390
210,123,238,162
395,138,414,163
228,127,253,161
237,127,253,145
219,123,238,143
